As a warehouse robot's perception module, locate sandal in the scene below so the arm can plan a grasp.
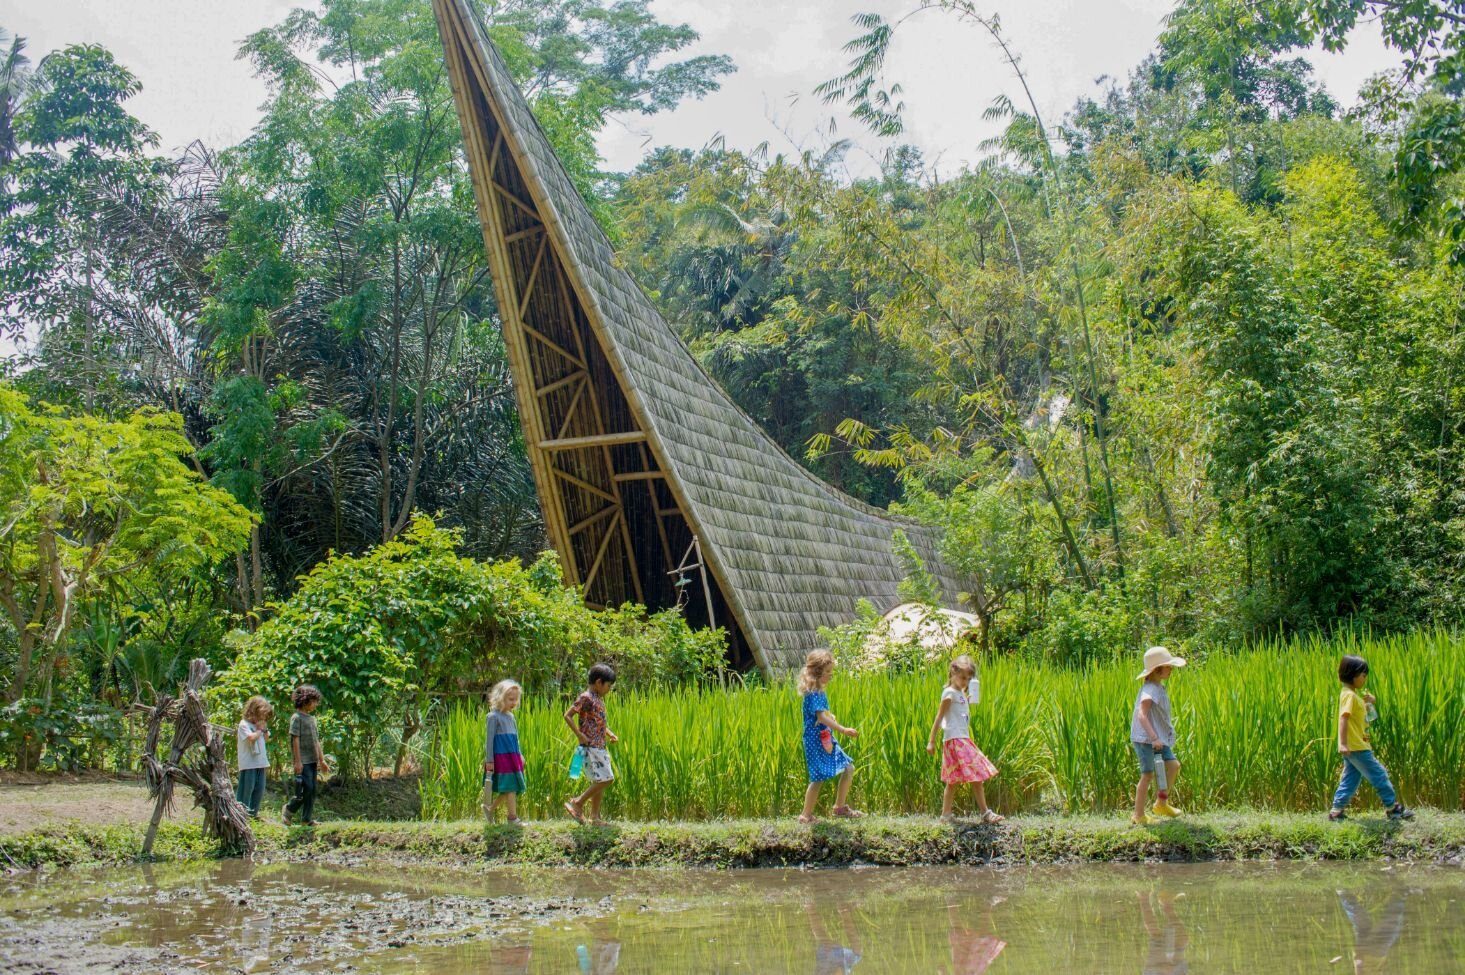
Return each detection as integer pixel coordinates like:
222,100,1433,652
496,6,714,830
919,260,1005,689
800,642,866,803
563,801,585,824
797,814,816,824
981,810,1005,825
832,805,864,819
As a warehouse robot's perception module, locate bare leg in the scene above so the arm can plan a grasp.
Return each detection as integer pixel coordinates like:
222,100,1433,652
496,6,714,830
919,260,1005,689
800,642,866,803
585,781,611,822
941,782,959,818
973,781,989,814
1164,760,1180,802
801,781,822,821
504,793,518,821
834,766,855,809
1134,773,1154,820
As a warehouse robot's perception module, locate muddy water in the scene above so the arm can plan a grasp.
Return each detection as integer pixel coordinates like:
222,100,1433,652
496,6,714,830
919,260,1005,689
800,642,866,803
2,860,1462,973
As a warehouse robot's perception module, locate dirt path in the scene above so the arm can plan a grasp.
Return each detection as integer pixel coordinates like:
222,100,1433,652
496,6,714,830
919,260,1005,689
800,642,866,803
0,774,199,835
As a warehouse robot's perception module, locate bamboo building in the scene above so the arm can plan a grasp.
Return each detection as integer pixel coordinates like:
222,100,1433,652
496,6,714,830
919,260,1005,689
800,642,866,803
433,0,962,673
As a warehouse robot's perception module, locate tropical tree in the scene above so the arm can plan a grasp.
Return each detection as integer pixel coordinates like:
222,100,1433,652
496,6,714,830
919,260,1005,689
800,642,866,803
0,385,253,704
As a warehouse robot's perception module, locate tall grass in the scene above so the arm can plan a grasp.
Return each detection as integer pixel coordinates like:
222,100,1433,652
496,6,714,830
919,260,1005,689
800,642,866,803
419,702,487,820
419,629,1465,820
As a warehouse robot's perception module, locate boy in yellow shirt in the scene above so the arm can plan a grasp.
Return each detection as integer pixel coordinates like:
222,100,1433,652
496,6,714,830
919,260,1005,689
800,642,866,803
1329,655,1413,822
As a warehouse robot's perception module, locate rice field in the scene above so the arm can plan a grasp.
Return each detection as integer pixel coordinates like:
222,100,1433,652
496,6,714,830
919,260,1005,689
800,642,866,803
420,629,1465,820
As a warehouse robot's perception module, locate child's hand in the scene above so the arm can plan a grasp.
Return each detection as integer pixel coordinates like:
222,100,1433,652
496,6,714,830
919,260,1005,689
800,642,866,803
1339,743,1350,754
320,760,331,775
1363,691,1376,705
577,733,590,746
607,731,619,744
927,741,937,755
844,726,859,739
294,762,303,774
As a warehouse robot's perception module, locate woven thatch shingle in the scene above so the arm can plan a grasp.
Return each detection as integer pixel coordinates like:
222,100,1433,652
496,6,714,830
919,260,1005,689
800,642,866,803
433,0,963,673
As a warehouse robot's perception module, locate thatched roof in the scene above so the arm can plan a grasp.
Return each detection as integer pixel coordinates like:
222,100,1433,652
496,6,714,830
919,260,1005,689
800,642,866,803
433,0,963,673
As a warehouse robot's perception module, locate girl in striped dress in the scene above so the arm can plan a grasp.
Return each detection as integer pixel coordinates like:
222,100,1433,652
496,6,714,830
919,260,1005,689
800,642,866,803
484,679,527,823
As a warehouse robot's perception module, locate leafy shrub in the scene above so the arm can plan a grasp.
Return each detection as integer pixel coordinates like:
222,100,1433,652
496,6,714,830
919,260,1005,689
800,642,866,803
0,698,124,771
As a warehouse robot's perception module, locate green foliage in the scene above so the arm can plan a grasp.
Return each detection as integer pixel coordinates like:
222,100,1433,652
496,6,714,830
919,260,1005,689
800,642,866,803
419,629,1465,820
0,697,122,772
419,701,488,821
0,385,254,708
219,517,725,780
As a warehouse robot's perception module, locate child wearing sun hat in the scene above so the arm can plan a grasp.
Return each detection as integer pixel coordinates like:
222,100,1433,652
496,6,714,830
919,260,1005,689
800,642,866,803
1130,645,1185,825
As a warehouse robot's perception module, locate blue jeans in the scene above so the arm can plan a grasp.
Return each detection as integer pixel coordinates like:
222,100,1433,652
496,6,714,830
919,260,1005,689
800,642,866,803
235,767,266,816
1331,750,1397,810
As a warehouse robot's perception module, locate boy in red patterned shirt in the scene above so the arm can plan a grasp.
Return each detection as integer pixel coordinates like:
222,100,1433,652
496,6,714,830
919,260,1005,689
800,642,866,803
563,662,618,825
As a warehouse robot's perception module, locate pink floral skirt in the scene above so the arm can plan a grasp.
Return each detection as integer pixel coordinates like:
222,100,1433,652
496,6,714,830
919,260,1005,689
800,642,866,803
942,738,998,784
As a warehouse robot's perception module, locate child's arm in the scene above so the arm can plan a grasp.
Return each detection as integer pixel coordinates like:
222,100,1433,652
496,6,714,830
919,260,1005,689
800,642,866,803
1138,699,1162,749
927,698,952,754
563,702,589,745
1339,710,1351,754
316,731,329,774
243,725,262,743
817,709,858,739
291,733,303,773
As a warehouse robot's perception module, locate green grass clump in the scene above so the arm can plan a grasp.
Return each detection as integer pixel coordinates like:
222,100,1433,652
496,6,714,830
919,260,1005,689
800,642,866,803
418,629,1465,821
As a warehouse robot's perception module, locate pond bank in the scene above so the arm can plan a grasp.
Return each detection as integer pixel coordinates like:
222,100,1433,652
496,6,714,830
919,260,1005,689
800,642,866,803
5,810,1464,871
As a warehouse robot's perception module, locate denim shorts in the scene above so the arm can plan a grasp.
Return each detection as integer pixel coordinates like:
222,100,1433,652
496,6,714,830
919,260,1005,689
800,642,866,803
1132,742,1177,775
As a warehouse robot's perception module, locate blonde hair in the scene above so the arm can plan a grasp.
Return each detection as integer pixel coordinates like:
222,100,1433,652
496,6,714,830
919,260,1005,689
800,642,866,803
948,655,977,681
489,679,522,712
798,650,835,695
242,696,273,724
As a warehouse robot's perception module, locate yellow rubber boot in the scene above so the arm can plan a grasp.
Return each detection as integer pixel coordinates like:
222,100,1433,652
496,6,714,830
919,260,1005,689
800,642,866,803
1150,800,1182,818
1130,812,1154,826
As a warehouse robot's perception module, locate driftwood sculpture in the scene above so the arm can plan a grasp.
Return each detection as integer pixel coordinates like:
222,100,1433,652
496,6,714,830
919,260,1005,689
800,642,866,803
140,658,254,856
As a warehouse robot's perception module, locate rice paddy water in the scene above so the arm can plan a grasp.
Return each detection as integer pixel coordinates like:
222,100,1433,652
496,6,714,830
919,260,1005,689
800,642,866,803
421,629,1465,820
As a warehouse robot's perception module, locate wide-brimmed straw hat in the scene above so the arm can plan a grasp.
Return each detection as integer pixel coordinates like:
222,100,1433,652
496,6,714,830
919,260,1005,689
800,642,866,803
1136,645,1186,680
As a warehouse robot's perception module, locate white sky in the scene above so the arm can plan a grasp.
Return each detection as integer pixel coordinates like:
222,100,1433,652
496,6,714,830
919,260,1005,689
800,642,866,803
2,0,1402,178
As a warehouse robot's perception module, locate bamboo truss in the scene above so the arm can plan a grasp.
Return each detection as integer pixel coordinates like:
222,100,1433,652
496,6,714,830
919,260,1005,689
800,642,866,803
433,0,961,673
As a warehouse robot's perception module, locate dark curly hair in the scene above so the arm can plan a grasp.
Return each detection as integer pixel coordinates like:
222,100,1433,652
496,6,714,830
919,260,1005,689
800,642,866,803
588,662,617,686
292,684,323,709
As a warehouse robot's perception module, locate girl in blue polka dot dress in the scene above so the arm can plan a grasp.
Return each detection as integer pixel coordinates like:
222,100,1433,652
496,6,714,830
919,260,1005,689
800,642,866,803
797,649,862,823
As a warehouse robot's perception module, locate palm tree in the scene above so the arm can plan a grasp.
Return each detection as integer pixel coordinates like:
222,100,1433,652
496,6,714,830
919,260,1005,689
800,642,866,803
0,30,32,177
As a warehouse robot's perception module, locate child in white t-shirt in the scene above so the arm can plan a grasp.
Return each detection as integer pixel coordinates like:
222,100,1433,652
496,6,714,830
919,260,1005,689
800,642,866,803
926,655,1002,823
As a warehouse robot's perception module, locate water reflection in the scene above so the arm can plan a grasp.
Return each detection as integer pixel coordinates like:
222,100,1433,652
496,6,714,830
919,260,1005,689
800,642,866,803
1340,890,1406,974
5,861,1463,974
807,901,862,974
941,898,1006,975
1137,889,1187,975
576,920,621,974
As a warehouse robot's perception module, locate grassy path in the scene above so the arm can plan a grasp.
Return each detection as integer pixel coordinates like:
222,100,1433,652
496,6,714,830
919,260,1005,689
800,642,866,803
5,809,1463,871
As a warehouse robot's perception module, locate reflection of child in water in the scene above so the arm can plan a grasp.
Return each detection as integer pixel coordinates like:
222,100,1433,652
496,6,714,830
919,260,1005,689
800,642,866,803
940,898,1006,975
1138,889,1188,975
576,920,621,975
488,943,532,975
1339,890,1406,975
806,901,863,975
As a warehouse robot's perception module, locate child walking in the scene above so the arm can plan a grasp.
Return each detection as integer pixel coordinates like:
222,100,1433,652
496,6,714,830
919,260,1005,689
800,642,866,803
1330,654,1414,822
235,696,273,818
485,679,526,823
926,655,1002,823
563,663,618,825
798,649,861,823
283,684,329,826
1131,646,1184,825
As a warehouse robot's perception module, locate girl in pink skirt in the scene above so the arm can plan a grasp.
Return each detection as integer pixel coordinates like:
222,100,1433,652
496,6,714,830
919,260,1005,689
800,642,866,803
926,655,1003,823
